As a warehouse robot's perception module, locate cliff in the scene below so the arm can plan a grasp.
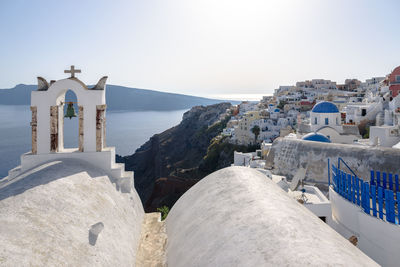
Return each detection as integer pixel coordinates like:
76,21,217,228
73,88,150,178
119,102,259,212
119,103,232,211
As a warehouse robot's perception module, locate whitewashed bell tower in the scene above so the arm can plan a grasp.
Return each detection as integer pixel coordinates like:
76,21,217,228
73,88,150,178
31,65,107,154
10,66,133,193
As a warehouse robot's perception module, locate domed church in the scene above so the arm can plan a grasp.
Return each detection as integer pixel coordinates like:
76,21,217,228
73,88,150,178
310,101,341,132
308,101,361,144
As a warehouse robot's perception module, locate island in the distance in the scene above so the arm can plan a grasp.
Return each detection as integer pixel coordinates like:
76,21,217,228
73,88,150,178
0,84,235,111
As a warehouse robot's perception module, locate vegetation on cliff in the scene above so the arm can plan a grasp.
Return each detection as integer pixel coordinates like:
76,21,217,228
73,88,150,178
199,136,259,174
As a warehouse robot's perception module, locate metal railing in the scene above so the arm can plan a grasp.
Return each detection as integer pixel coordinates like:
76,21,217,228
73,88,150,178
331,163,400,225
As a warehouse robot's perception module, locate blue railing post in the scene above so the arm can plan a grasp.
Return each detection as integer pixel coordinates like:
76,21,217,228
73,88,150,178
377,171,381,188
339,171,343,196
332,164,335,191
328,158,330,186
356,177,360,206
378,187,384,220
385,189,395,223
361,181,365,210
364,182,370,214
370,170,375,185
383,172,387,189
371,185,377,217
397,192,400,224
347,174,352,201
389,173,393,191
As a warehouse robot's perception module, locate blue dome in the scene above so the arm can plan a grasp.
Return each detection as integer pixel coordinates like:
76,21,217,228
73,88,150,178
274,108,280,112
302,132,331,143
311,101,339,113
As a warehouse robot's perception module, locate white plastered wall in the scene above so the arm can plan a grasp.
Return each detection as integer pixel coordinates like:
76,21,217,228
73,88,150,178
317,127,359,144
310,112,341,132
369,126,400,147
330,187,400,267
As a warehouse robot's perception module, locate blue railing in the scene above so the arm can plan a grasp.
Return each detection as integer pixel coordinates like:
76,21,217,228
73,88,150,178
331,164,400,225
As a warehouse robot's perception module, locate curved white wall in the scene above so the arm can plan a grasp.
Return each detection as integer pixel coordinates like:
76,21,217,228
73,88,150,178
0,159,144,266
166,166,377,266
330,187,400,267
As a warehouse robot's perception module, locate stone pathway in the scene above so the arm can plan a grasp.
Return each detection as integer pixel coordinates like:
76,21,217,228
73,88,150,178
135,213,167,267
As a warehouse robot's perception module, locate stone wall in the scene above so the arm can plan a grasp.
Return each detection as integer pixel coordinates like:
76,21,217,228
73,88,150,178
266,138,400,184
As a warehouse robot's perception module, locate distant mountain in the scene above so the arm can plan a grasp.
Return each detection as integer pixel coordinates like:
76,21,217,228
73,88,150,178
0,84,233,111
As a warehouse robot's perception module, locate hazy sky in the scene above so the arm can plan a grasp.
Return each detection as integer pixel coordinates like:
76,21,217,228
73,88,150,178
1,0,399,97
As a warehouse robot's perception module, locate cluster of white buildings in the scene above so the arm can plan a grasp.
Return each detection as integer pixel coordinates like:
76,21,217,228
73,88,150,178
223,103,298,145
222,66,400,151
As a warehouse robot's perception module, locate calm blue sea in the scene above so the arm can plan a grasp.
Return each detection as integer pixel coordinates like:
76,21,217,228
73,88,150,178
0,105,187,178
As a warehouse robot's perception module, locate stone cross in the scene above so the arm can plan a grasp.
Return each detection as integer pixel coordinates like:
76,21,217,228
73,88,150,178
64,65,81,78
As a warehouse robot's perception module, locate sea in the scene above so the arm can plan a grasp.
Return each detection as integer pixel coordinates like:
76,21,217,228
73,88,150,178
0,105,187,178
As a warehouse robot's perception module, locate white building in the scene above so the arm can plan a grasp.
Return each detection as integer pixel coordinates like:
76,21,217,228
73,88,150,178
343,101,383,125
308,101,361,144
238,101,258,114
368,93,400,148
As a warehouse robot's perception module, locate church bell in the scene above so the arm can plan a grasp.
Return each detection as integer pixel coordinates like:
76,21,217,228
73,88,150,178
64,102,77,119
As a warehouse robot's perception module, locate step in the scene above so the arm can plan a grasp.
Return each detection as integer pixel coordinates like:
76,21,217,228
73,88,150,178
8,166,21,179
110,163,125,178
115,172,134,193
122,171,133,179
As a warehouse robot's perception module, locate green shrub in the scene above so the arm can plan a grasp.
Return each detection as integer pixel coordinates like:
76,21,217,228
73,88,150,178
157,206,170,221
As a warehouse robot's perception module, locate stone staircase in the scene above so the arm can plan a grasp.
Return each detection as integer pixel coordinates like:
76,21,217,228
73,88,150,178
110,162,134,193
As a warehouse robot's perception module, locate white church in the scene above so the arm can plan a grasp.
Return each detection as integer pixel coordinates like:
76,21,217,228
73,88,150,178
0,67,378,266
9,65,133,193
299,101,361,144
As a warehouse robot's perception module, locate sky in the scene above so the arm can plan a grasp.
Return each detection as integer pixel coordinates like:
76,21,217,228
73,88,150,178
0,0,399,98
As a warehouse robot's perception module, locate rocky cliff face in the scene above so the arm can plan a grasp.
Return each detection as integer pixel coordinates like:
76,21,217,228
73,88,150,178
118,103,233,211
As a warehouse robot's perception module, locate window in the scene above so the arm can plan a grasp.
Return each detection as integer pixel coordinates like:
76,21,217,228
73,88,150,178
396,75,400,83
336,117,338,125
325,118,329,125
361,109,366,116
314,117,317,125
